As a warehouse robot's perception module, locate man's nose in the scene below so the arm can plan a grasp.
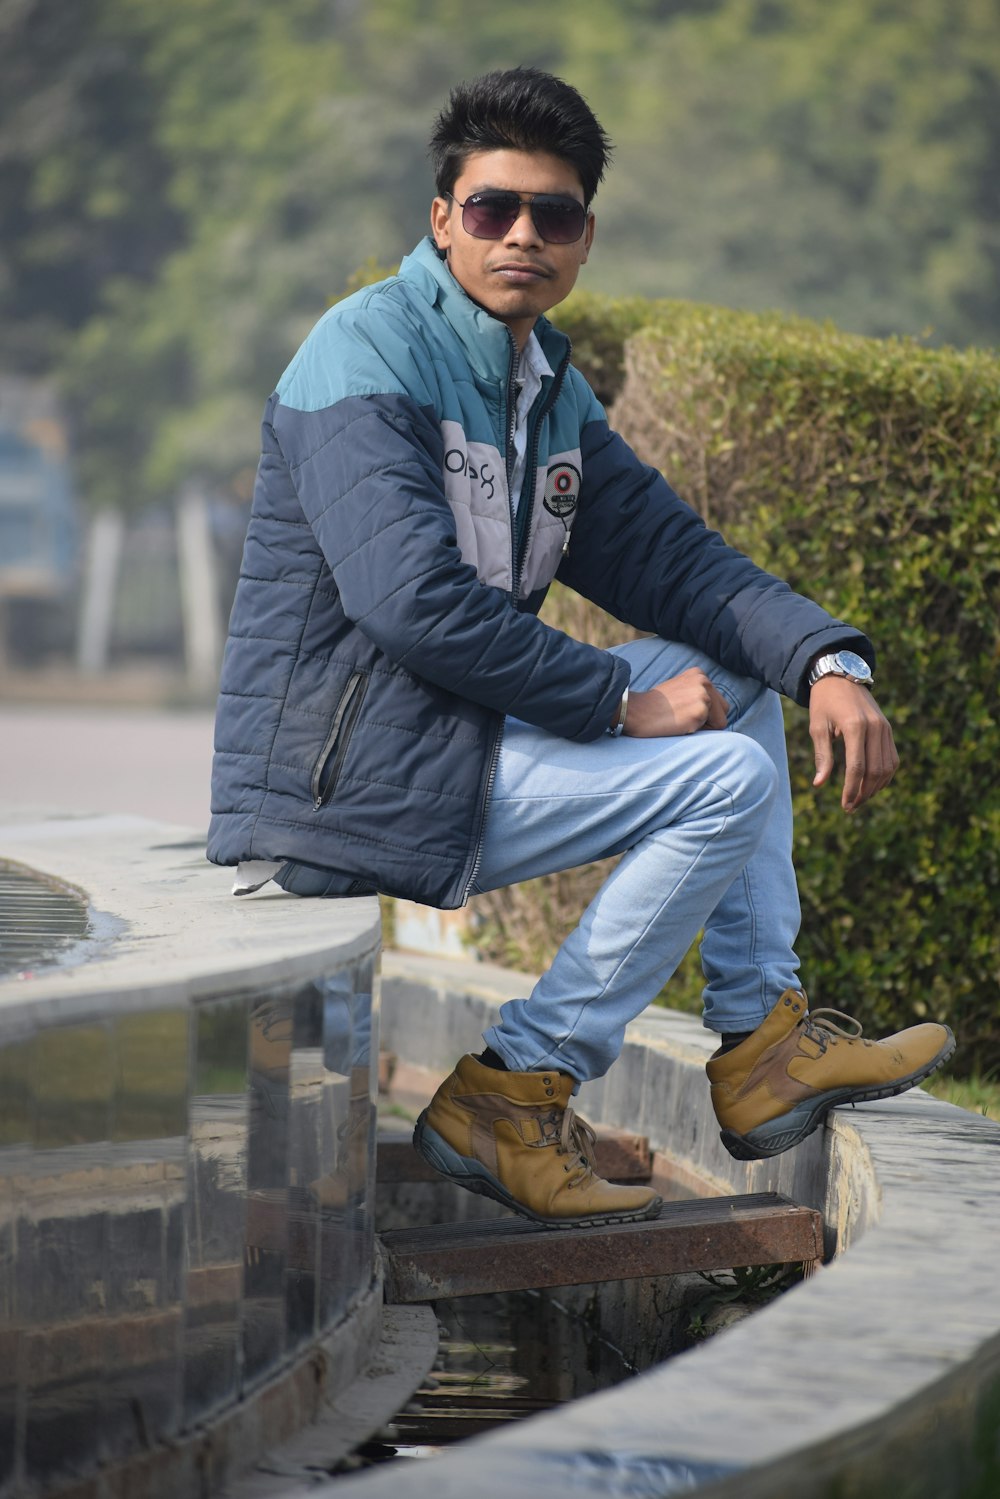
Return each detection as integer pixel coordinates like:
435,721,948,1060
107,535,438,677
503,202,544,248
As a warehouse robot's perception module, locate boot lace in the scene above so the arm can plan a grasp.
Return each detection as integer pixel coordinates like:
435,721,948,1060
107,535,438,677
802,1008,867,1053
540,1104,598,1187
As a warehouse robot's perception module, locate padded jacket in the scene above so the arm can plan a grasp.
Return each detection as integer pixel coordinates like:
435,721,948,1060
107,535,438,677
207,236,871,907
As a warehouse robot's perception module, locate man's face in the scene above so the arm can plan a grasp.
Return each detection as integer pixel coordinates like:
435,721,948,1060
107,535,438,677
431,148,595,350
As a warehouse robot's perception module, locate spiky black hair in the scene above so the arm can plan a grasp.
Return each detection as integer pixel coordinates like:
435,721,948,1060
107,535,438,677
429,66,613,207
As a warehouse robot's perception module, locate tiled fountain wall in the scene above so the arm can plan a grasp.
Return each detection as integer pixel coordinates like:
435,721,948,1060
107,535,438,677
0,821,381,1499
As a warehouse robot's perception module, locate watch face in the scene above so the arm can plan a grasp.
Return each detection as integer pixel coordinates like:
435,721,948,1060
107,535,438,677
835,650,872,681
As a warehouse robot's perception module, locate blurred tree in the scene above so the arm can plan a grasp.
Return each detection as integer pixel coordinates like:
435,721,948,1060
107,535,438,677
591,0,1000,347
1,0,997,515
0,0,180,371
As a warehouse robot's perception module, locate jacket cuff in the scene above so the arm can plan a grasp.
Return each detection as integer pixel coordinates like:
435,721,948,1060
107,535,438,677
575,654,632,741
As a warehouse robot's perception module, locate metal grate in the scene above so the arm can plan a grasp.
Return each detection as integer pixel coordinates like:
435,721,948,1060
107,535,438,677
0,861,91,979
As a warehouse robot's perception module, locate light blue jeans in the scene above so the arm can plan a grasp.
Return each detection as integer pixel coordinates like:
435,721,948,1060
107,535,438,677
477,637,802,1081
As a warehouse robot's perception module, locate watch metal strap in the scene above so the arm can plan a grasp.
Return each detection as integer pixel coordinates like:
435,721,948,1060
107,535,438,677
808,652,872,688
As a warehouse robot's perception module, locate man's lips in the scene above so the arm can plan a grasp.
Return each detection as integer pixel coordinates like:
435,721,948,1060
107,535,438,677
490,262,553,282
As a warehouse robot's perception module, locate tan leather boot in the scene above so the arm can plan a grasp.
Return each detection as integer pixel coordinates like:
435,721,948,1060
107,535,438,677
707,989,956,1160
413,1054,662,1229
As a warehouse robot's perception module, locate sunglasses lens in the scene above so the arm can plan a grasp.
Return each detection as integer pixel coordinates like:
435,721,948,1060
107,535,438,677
460,192,586,243
532,197,587,244
462,193,520,239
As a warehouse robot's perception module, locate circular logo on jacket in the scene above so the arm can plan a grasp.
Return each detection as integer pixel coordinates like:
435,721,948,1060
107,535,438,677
544,461,581,519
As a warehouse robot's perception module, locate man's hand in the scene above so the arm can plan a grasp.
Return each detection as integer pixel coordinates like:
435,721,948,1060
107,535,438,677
809,677,899,813
622,668,729,737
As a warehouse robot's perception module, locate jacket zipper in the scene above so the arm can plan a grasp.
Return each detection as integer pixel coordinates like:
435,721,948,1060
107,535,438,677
502,331,520,591
310,670,369,810
464,717,504,902
463,336,572,903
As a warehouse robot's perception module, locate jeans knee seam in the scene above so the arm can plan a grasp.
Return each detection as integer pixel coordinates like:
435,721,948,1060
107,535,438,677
533,803,747,1068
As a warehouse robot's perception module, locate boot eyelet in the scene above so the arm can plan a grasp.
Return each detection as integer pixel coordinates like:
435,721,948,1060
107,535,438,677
545,1087,555,1097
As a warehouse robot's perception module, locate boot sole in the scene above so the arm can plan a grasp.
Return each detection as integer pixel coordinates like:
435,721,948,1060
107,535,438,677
720,1028,957,1161
412,1112,662,1231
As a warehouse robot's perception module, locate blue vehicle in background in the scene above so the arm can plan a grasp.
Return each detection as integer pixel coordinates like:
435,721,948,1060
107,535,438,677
0,380,79,666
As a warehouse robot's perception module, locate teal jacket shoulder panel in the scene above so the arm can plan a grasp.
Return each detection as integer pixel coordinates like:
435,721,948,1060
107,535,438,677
273,239,582,598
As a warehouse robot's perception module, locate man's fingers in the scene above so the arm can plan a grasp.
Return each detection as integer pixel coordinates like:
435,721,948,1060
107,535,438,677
833,706,878,809
631,669,730,737
841,746,867,811
811,728,836,788
848,719,900,809
881,718,901,782
707,683,729,729
839,714,902,810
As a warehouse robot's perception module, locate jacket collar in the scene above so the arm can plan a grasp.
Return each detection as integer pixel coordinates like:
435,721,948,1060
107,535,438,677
398,236,571,383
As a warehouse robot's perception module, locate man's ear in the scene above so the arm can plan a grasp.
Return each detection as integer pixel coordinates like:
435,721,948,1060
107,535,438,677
581,210,596,264
430,196,452,252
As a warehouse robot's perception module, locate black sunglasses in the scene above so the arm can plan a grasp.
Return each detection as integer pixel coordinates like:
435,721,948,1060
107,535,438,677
447,190,588,245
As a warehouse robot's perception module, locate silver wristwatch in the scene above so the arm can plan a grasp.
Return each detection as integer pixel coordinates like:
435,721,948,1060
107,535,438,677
807,648,874,690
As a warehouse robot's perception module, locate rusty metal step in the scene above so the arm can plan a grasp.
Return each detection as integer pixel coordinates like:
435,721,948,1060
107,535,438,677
379,1192,823,1303
376,1127,652,1185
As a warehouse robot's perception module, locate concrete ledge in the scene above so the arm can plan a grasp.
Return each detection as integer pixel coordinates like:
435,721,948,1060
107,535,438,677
352,949,1000,1499
0,814,379,1026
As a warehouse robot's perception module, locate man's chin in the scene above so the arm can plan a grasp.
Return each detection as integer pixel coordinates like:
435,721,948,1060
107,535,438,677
482,290,552,324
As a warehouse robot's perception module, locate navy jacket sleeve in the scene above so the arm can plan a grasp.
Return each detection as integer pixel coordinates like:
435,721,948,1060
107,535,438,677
559,410,873,706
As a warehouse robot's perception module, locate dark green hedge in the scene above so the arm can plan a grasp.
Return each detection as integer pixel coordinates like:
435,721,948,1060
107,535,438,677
475,294,999,1072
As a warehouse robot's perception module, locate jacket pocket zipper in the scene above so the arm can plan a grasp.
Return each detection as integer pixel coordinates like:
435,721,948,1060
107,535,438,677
310,671,369,810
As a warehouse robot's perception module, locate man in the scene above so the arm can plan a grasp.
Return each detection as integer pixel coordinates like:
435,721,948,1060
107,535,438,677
208,67,954,1230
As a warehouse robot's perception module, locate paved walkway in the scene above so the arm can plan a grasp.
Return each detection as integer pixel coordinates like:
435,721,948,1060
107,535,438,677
0,704,214,830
